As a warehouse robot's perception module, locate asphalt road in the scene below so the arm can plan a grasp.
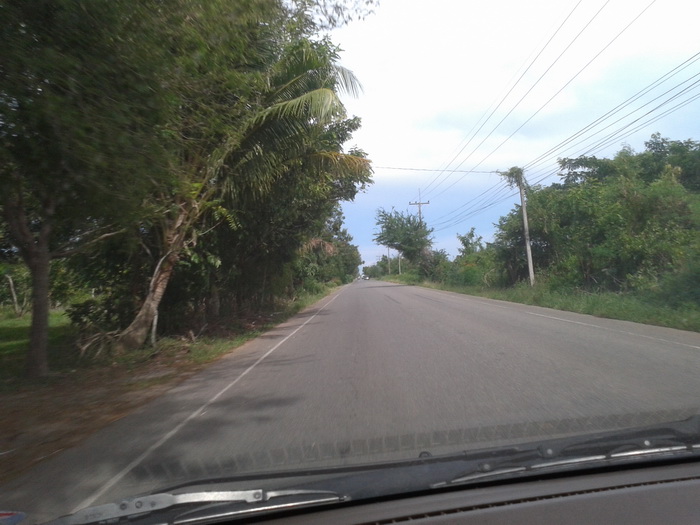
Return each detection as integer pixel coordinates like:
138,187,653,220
4,281,700,521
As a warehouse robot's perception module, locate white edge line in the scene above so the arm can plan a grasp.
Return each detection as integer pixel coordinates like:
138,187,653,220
427,289,699,350
73,289,344,512
526,311,700,350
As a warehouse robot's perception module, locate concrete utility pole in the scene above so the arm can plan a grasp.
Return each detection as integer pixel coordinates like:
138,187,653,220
499,167,535,286
518,179,536,287
409,189,429,223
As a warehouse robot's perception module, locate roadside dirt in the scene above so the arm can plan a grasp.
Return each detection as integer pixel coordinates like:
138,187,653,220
0,352,206,486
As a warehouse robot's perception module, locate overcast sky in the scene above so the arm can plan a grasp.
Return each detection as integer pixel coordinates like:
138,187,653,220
328,0,700,267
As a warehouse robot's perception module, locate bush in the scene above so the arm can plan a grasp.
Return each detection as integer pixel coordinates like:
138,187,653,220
301,279,325,295
658,257,700,307
393,271,422,285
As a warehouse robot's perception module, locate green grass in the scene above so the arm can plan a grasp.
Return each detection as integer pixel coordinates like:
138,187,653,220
0,309,76,381
385,277,700,332
0,282,341,383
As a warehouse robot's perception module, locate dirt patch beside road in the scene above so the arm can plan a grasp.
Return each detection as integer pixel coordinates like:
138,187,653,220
0,353,206,485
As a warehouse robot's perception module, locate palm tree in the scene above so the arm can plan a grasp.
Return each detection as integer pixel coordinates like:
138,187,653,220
114,35,370,352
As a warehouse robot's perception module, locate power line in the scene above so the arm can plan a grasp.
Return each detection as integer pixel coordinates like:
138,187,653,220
459,0,658,181
579,86,700,156
375,166,495,173
431,78,700,233
523,59,700,173
426,0,611,201
419,0,586,201
426,0,664,233
522,51,700,172
431,77,700,233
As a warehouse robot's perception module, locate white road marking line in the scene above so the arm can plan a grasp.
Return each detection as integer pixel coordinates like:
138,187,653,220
422,288,699,350
525,311,700,350
73,289,344,512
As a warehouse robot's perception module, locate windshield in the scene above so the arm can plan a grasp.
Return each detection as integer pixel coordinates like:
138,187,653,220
2,0,700,523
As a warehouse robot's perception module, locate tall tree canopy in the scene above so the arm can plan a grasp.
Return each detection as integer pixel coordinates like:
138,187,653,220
1,0,373,376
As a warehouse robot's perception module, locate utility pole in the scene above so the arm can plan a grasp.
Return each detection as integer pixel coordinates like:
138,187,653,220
518,178,535,287
387,246,391,275
500,167,535,287
409,189,429,224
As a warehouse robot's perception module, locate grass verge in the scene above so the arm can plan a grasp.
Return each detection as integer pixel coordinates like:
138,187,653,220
384,276,700,332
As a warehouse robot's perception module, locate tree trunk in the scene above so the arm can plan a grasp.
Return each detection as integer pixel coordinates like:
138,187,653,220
5,274,21,316
114,252,177,353
206,283,221,320
26,247,52,377
114,201,195,352
3,195,54,377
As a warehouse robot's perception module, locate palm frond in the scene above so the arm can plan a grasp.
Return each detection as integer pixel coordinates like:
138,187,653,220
250,87,344,129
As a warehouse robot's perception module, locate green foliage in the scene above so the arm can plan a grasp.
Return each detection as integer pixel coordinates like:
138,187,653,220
394,135,699,329
0,263,30,315
390,271,423,285
374,208,433,265
492,145,696,292
0,0,375,371
657,244,700,307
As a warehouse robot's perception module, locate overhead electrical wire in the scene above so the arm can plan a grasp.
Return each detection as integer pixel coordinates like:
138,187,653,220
522,50,700,173
456,0,659,183
432,74,700,233
427,0,671,232
417,0,586,201
380,1,695,237
431,76,700,233
430,180,509,226
374,166,494,173
425,0,612,201
579,85,700,156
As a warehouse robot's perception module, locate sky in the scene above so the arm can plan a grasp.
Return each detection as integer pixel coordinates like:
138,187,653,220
328,0,700,267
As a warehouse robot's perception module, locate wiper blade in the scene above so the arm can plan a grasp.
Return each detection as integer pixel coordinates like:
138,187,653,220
436,415,700,487
46,489,343,525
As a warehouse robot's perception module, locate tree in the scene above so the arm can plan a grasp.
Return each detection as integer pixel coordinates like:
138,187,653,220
638,133,700,191
112,16,371,350
373,208,432,265
0,1,170,376
456,227,484,257
557,156,618,185
2,0,375,368
494,146,696,291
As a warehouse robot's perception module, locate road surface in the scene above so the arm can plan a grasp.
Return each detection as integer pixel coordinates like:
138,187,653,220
3,281,700,521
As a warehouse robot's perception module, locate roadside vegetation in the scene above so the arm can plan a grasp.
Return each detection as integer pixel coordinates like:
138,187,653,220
1,0,374,379
0,281,338,389
368,135,700,333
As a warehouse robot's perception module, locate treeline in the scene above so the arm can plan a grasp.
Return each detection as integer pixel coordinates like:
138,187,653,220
0,0,374,377
368,134,700,309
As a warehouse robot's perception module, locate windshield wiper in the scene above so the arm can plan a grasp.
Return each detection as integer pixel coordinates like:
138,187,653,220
435,414,700,487
46,489,343,525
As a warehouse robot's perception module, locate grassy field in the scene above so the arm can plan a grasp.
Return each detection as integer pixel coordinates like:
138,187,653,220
385,275,700,333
